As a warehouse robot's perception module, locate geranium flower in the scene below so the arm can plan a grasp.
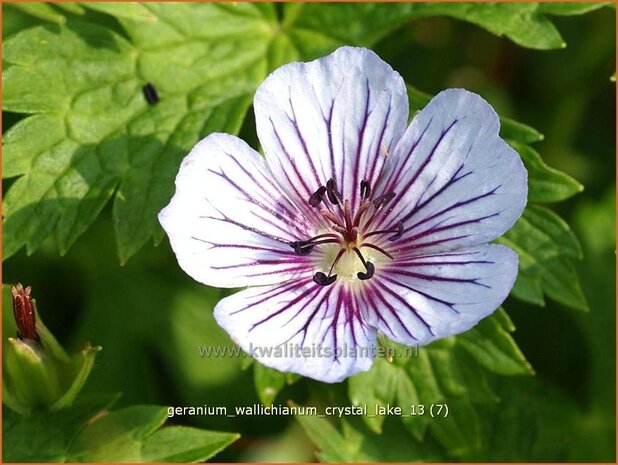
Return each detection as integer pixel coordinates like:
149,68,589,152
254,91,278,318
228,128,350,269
159,47,527,383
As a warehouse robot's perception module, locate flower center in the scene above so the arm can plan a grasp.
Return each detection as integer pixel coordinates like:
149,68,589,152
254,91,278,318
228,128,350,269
289,178,404,286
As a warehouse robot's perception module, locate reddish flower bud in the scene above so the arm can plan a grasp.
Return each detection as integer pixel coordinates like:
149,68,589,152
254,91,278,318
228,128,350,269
10,284,38,341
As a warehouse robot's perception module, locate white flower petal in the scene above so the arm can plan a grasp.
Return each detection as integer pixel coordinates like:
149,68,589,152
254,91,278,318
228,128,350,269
214,278,377,383
158,133,314,288
254,46,408,208
374,89,527,254
360,244,518,346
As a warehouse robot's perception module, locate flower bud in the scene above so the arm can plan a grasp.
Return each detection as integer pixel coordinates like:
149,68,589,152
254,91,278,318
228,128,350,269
3,284,101,414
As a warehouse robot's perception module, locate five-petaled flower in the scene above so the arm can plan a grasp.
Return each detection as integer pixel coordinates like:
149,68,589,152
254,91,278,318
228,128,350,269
159,47,527,383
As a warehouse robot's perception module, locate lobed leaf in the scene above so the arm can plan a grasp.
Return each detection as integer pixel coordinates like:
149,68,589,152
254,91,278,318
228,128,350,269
509,141,583,203
348,312,531,459
3,4,272,262
499,205,588,311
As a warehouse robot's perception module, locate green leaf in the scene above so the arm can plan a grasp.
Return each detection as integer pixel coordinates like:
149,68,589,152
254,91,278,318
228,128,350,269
284,2,592,52
3,394,119,462
348,317,531,460
68,405,169,462
55,3,86,15
3,397,239,463
2,4,273,262
536,2,609,16
141,426,240,463
510,141,583,203
500,117,545,144
296,413,443,462
6,3,65,24
458,309,534,376
81,2,156,21
407,3,566,50
499,205,588,311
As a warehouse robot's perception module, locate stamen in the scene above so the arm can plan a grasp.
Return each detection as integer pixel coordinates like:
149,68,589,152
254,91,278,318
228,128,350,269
362,221,405,241
326,178,342,205
388,222,404,241
313,272,337,286
353,247,375,280
357,262,375,280
359,242,394,260
372,191,396,209
308,186,326,207
290,242,313,255
360,180,371,199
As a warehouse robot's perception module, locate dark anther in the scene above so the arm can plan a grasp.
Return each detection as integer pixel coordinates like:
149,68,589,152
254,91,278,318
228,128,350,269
360,179,371,199
308,186,326,207
388,222,404,241
326,178,341,205
142,83,159,105
373,191,396,208
313,272,337,286
290,241,313,256
357,261,375,280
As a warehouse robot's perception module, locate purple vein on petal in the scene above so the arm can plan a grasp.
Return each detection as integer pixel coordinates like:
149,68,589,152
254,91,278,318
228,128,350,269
367,102,392,184
367,280,421,339
230,278,313,316
401,185,502,236
381,274,460,314
397,165,473,226
373,278,436,335
190,237,297,256
287,93,323,189
227,154,301,220
387,268,491,288
350,78,371,206
207,167,306,236
250,284,323,331
405,212,501,243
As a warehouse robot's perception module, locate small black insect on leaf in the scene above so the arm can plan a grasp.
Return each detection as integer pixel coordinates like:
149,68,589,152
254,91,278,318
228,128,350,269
142,83,159,105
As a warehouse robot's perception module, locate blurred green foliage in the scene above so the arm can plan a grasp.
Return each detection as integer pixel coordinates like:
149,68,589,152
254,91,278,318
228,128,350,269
2,2,615,463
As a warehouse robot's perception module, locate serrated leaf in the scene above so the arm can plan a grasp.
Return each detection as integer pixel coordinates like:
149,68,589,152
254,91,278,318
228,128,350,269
348,318,530,460
296,413,443,462
2,4,273,262
68,405,169,462
536,2,609,16
458,309,534,376
510,141,583,202
67,404,238,462
7,3,65,24
2,394,119,462
55,3,86,15
500,205,588,311
348,354,401,434
81,2,156,21
408,3,566,49
141,426,240,463
285,2,589,52
4,397,239,463
500,117,545,144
